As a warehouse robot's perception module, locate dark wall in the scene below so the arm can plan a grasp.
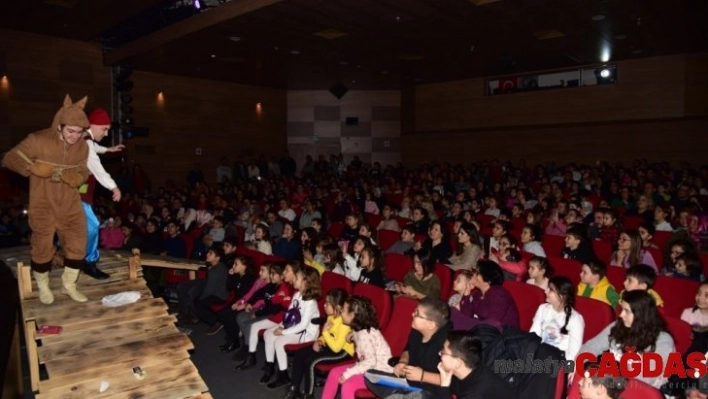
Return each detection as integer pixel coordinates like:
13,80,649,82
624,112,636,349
0,29,287,188
405,53,708,165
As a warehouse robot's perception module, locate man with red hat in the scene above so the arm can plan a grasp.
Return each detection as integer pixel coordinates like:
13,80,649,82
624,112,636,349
80,108,125,279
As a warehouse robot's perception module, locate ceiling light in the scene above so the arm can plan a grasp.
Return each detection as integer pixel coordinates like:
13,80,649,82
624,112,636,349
229,36,241,42
600,69,610,78
591,15,605,21
314,29,347,40
210,54,216,58
290,49,301,55
340,61,349,66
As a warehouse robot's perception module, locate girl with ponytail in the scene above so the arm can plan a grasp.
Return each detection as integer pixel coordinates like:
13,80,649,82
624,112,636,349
530,276,585,360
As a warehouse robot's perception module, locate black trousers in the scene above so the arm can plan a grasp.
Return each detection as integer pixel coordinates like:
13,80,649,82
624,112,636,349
193,295,223,326
291,345,351,395
217,307,241,341
364,371,434,399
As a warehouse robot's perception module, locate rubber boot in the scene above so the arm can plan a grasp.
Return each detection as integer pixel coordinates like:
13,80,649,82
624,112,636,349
259,362,275,384
61,268,88,302
33,271,54,305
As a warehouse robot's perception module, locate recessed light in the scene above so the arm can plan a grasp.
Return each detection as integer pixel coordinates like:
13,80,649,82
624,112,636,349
290,49,301,55
210,54,216,58
614,34,626,40
340,61,349,66
396,16,401,21
229,36,241,42
591,15,605,21
351,80,356,84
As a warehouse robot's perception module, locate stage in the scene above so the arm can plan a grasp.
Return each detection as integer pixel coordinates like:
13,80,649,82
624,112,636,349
3,247,211,399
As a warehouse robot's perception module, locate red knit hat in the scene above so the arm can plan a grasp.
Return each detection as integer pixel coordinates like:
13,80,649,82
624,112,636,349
87,108,111,125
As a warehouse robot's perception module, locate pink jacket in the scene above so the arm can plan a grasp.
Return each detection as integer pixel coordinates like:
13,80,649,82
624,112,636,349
236,278,268,308
342,328,393,379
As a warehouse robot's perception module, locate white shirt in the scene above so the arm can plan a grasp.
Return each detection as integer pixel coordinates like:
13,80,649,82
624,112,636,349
85,131,117,190
655,221,673,232
530,303,585,360
278,208,296,222
216,165,232,182
523,241,547,257
280,291,320,342
344,253,362,282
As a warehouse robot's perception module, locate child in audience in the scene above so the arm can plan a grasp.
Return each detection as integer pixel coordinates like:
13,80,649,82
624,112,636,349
364,192,380,215
654,203,673,232
578,259,620,308
376,205,400,232
530,276,585,360
436,332,515,399
578,362,627,399
235,261,295,370
177,244,227,326
309,243,346,275
561,226,596,263
261,267,321,389
302,241,325,275
526,256,553,290
484,196,501,218
340,213,361,243
662,239,699,274
359,223,378,246
599,209,621,246
622,264,664,308
521,224,546,257
681,281,708,330
449,270,474,310
668,254,704,281
285,288,354,399
321,296,393,399
344,236,370,282
490,234,527,281
385,226,416,255
251,223,273,255
209,216,226,243
489,220,510,253
219,258,266,353
358,246,386,288
638,223,659,250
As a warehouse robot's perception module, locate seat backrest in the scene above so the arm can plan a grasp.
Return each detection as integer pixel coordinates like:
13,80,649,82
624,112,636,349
396,217,411,230
605,266,626,293
664,315,692,354
503,280,546,330
574,295,614,343
378,230,400,252
383,296,418,357
433,264,453,300
654,275,699,318
647,246,663,271
365,213,382,229
321,271,354,295
653,231,673,252
328,222,345,240
353,283,392,330
542,235,566,258
592,240,614,265
384,253,413,282
548,256,582,287
622,215,645,230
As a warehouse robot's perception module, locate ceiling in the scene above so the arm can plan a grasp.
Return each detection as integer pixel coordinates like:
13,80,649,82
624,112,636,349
2,0,707,89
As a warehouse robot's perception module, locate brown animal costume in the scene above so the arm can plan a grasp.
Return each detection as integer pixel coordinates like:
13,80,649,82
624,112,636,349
2,95,91,304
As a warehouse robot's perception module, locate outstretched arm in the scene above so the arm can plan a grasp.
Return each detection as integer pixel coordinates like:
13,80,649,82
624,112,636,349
87,142,121,201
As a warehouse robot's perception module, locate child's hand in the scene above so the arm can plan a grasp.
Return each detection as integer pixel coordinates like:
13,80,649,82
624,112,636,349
345,332,354,343
283,296,292,302
437,362,452,387
274,327,284,336
313,341,322,352
245,304,252,311
323,320,333,331
338,375,347,384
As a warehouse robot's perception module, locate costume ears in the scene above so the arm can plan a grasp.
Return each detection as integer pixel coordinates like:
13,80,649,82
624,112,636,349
62,94,88,109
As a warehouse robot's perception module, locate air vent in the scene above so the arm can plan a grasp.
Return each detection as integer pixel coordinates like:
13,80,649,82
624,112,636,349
314,29,347,40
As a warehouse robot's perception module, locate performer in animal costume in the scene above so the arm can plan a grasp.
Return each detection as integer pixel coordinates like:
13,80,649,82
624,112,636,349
80,108,124,279
2,94,91,304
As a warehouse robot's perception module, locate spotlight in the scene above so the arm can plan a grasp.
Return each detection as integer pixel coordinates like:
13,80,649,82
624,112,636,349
600,69,610,78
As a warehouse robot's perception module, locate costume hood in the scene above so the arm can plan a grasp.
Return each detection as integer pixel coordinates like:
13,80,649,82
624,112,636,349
51,94,90,132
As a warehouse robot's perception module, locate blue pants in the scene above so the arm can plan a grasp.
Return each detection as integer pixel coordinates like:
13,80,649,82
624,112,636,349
82,202,100,264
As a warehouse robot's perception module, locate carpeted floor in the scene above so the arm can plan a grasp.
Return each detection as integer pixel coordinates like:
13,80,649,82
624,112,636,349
186,321,325,399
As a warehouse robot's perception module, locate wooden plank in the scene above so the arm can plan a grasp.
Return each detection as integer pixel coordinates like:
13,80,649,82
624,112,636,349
17,262,32,300
36,359,201,399
38,348,192,392
40,314,176,346
25,320,39,393
38,316,179,362
139,258,202,271
44,333,193,378
99,369,207,399
34,298,168,329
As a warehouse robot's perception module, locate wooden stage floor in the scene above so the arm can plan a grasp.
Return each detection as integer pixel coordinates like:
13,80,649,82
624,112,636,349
3,247,211,399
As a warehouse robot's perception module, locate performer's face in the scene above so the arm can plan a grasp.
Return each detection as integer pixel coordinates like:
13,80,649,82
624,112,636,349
91,124,110,141
61,125,85,144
